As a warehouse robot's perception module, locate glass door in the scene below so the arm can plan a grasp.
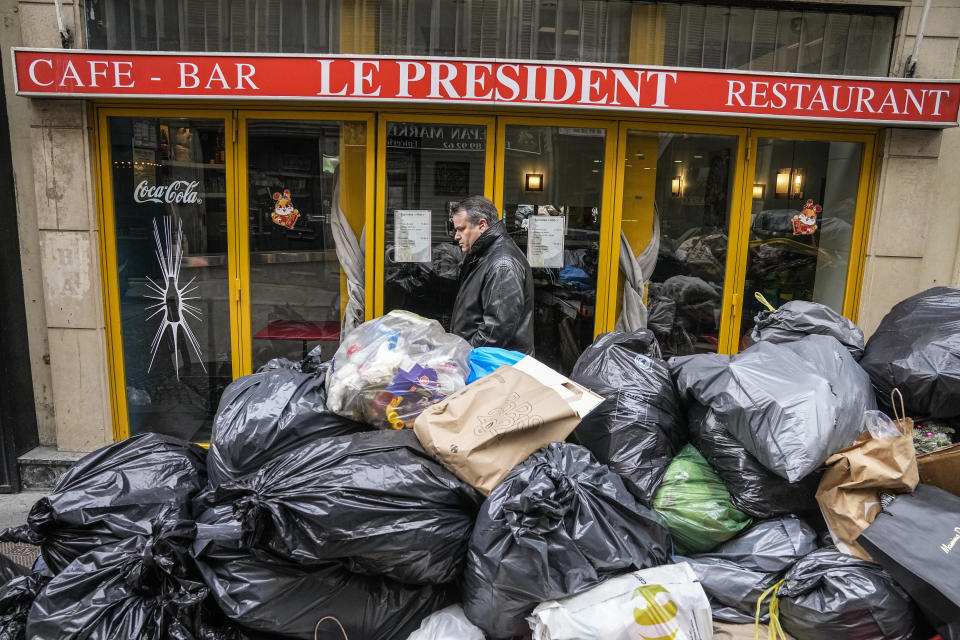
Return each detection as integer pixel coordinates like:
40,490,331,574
375,116,495,327
613,126,744,357
100,113,235,441
496,119,618,373
733,132,874,349
239,114,373,372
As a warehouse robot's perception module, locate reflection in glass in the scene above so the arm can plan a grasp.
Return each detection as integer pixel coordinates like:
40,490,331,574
86,2,893,77
740,139,862,348
618,131,737,357
109,117,230,441
502,125,605,373
383,122,486,328
247,120,366,370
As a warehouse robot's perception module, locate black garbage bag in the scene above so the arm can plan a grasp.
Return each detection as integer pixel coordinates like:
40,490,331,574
858,484,960,639
681,516,817,623
860,287,960,420
0,569,48,640
461,442,672,639
192,507,453,640
671,335,875,482
207,356,372,486
26,512,238,640
750,300,865,360
0,556,28,585
0,433,207,574
208,430,481,585
569,329,686,505
687,405,822,519
775,547,920,640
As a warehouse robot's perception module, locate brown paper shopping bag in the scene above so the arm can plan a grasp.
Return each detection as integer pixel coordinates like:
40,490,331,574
413,358,603,495
815,390,918,560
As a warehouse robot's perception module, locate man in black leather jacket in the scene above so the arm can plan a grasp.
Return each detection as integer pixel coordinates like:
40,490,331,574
450,196,534,354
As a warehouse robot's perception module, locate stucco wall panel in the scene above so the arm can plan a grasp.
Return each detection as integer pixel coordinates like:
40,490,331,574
47,327,112,452
869,155,940,258
31,123,92,231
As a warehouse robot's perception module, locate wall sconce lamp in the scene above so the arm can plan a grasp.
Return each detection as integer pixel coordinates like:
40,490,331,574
753,183,766,199
775,168,804,198
671,176,683,197
525,173,543,192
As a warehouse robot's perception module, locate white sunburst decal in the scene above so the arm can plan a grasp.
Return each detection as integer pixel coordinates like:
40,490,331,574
144,216,206,380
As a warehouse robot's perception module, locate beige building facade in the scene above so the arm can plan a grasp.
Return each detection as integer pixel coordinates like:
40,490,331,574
1,0,958,462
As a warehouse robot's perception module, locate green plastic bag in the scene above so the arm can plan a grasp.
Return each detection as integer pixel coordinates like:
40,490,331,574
653,444,752,554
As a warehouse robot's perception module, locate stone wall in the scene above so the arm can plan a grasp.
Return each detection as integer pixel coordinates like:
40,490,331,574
859,0,960,334
2,0,112,452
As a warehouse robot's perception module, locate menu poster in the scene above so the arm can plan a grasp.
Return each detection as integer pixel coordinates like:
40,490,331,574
394,210,432,263
527,215,565,268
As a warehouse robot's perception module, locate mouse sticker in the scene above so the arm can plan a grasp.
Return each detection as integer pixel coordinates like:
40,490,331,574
271,189,300,229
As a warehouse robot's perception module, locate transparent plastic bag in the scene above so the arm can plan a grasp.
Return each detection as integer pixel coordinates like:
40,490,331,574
861,410,902,439
326,311,472,429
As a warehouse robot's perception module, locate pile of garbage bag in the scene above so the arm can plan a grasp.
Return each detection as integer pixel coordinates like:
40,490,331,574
193,506,453,640
0,432,207,573
672,334,875,482
860,286,960,420
681,516,817,623
461,442,671,638
773,547,920,640
686,404,822,519
652,444,753,554
750,299,865,360
208,430,480,585
528,562,712,640
208,355,371,485
570,329,686,505
2,292,959,640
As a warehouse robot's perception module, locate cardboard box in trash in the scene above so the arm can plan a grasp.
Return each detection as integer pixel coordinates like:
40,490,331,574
413,356,603,495
916,444,960,497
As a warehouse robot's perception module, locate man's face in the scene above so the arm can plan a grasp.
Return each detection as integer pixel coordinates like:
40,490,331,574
452,211,488,253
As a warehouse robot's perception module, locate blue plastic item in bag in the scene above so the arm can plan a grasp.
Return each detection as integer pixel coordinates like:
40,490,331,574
466,347,524,383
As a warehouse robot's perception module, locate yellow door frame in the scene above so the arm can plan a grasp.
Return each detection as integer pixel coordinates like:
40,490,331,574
235,110,376,375
494,116,619,336
373,114,497,317
612,121,749,353
729,128,880,347
94,106,237,440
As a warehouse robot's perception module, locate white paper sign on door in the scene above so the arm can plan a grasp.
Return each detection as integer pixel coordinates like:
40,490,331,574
527,215,565,268
394,209,432,263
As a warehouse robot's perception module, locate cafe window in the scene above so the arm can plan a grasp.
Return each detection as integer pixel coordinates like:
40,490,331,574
737,137,865,349
104,115,232,442
244,119,368,370
100,110,373,440
500,123,610,372
617,129,739,357
378,117,494,327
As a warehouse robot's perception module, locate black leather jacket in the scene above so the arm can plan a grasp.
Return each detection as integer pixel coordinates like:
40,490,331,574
450,221,534,354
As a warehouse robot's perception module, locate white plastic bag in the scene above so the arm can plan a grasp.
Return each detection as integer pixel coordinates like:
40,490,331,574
405,605,485,640
326,311,472,429
529,563,712,640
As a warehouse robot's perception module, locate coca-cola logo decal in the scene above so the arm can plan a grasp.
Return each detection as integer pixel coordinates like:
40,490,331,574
134,180,202,204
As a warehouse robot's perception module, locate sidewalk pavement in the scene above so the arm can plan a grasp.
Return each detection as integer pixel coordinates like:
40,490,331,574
0,491,44,568
0,491,44,531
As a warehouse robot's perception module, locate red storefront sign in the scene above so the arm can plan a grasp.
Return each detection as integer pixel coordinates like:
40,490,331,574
13,48,960,127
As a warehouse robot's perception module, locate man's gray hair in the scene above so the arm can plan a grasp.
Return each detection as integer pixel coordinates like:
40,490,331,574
454,195,499,226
